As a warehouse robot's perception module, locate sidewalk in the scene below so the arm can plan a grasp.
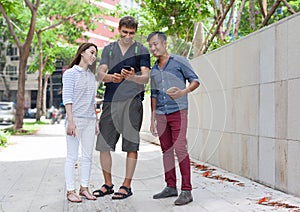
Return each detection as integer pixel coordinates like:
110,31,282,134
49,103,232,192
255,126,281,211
0,123,300,212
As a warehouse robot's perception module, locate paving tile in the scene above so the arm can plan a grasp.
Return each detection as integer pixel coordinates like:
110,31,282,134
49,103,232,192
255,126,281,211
0,122,300,211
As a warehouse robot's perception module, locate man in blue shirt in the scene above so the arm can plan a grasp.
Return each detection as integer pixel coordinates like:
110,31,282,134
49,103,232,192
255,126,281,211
147,31,200,205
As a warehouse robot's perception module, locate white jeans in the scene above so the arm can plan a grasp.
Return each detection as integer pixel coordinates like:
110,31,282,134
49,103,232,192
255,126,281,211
65,118,96,191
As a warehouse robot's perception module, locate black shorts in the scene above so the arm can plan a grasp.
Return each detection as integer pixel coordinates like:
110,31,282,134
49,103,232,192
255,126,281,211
96,96,143,152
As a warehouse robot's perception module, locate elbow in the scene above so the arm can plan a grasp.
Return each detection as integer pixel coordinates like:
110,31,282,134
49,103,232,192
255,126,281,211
143,78,149,84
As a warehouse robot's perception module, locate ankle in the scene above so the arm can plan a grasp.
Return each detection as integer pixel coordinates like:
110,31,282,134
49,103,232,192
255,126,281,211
80,186,88,192
67,190,76,194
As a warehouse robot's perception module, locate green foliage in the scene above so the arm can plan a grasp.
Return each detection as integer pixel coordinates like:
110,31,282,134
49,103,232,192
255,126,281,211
1,0,103,75
142,0,213,41
7,120,48,135
0,130,10,146
97,82,105,99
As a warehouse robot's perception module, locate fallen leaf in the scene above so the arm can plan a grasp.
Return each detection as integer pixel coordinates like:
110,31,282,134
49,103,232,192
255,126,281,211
236,183,245,187
191,162,216,171
257,199,299,209
209,175,240,183
257,196,272,204
202,171,212,177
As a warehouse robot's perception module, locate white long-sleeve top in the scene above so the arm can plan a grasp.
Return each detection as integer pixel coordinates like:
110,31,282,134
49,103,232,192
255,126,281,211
62,65,97,119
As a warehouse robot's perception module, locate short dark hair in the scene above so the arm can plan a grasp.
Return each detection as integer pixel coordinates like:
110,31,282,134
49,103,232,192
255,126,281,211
119,16,138,31
147,31,167,42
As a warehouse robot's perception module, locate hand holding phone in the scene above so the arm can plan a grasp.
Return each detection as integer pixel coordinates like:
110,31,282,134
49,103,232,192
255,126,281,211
122,65,131,71
121,65,134,80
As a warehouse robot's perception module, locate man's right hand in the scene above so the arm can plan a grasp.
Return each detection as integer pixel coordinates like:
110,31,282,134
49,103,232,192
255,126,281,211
111,73,124,83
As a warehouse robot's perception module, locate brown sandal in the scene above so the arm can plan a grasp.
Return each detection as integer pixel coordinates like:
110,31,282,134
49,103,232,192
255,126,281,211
67,190,82,203
79,186,97,200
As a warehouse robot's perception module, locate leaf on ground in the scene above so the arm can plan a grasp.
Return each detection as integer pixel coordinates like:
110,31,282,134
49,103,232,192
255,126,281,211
191,162,216,171
257,196,271,204
209,175,240,183
202,171,212,177
257,197,299,209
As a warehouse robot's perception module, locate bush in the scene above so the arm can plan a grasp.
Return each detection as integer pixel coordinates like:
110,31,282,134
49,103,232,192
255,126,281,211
0,130,11,146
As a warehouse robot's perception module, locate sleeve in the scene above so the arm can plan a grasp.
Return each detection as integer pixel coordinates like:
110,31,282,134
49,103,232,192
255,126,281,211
179,57,200,84
139,45,151,68
62,69,75,105
99,44,110,66
93,79,97,105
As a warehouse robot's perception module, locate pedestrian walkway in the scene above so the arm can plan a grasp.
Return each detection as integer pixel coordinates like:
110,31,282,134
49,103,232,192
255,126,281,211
0,122,300,212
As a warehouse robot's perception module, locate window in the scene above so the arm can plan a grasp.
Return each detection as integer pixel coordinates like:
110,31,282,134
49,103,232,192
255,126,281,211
10,56,19,61
5,65,18,81
6,44,18,56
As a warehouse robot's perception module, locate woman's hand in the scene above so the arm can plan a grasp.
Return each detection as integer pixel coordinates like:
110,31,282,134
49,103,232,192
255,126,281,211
95,121,100,135
66,120,76,136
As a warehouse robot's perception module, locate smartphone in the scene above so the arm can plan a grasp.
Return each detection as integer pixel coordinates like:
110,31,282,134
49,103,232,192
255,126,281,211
123,65,131,71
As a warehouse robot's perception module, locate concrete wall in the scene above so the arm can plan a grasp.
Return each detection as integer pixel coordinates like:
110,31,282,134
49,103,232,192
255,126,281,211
141,12,300,197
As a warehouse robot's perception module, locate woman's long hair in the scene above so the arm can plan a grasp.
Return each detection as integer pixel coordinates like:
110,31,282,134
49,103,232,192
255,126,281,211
68,43,98,73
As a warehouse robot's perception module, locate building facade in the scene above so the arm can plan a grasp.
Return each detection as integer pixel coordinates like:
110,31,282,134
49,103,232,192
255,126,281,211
0,0,121,110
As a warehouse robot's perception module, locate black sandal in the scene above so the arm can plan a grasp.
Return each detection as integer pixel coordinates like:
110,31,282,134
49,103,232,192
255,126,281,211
92,184,114,197
112,186,133,200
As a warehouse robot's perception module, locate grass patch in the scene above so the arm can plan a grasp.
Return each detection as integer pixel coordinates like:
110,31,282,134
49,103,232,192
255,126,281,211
8,121,49,135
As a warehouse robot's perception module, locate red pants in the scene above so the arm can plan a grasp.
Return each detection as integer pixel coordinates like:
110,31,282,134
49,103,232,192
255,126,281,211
156,110,192,190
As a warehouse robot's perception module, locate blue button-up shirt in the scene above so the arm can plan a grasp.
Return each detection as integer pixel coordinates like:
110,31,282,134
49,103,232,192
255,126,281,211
150,54,200,115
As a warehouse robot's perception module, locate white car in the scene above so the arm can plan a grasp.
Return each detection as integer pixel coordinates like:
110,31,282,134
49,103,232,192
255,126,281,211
0,102,16,124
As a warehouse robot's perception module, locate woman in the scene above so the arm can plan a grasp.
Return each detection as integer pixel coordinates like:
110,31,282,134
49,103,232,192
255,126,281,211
62,43,99,202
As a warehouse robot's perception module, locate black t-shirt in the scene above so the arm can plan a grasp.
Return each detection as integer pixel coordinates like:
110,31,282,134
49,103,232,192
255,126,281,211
100,41,150,101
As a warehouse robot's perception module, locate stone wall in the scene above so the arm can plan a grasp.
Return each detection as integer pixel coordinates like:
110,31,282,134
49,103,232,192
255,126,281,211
141,12,300,197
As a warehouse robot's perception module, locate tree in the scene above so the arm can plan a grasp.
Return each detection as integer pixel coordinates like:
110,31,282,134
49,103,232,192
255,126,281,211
0,0,40,130
28,43,76,118
1,0,104,126
0,17,9,100
30,0,102,121
129,0,299,56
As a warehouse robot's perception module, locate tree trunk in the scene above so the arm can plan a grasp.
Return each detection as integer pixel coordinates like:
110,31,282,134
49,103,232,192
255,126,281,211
42,73,50,115
224,7,234,37
262,0,281,26
249,0,256,30
0,74,10,101
263,0,268,16
203,0,235,54
234,0,247,38
49,75,53,107
0,0,40,130
14,48,28,130
35,52,43,120
258,0,267,19
192,22,204,58
35,32,45,121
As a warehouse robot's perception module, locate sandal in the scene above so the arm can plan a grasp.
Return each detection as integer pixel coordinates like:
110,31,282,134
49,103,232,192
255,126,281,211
67,190,82,203
79,186,97,200
92,184,114,197
112,186,133,200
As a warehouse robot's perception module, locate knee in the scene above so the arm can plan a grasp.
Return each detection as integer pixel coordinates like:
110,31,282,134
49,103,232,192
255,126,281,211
66,154,78,165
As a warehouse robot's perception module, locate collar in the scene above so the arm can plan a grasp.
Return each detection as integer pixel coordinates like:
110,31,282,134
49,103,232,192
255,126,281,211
74,65,89,73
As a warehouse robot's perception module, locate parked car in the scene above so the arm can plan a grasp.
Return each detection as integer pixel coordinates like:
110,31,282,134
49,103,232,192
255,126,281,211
0,101,16,124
